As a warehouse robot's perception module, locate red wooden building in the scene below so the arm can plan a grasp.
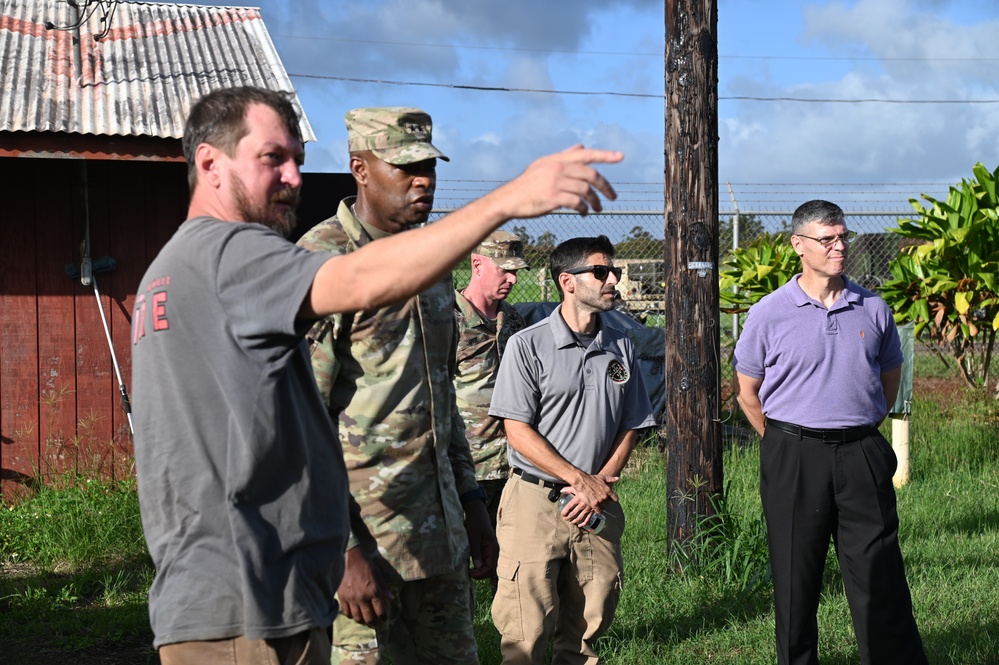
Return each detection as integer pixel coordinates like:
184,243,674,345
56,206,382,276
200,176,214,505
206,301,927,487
0,0,349,500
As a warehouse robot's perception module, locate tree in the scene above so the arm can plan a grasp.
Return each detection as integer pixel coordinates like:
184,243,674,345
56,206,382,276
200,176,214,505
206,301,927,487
508,224,535,247
617,226,663,259
879,162,999,396
508,225,557,269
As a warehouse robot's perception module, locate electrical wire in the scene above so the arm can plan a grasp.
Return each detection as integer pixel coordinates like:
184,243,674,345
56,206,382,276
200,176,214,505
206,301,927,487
43,0,119,41
275,34,999,64
290,72,999,104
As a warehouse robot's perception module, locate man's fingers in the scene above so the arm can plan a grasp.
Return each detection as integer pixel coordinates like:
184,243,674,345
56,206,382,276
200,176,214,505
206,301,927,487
556,145,625,167
502,146,623,218
369,596,385,622
563,173,618,216
355,596,387,627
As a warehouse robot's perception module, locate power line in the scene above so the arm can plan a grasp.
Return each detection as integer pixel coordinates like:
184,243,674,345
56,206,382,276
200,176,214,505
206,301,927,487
276,34,651,57
275,34,999,63
290,72,999,104
290,73,657,99
726,95,999,104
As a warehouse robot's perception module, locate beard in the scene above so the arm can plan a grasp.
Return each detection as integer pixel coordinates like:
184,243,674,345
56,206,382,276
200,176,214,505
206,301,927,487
230,173,300,237
577,283,617,312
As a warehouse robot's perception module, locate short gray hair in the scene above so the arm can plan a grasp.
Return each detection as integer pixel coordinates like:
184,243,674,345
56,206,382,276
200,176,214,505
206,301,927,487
791,200,845,235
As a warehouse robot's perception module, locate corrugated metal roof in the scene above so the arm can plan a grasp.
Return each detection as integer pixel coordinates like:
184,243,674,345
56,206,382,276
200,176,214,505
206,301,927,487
0,0,315,141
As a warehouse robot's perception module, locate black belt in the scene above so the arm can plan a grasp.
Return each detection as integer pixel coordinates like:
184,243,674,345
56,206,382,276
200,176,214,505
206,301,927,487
766,418,872,444
512,468,568,502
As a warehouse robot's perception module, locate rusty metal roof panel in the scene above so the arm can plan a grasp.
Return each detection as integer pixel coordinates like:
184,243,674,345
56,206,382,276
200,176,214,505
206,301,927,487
0,0,314,141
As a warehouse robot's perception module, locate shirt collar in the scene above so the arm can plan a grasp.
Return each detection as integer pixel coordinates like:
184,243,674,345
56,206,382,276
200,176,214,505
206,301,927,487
787,274,862,309
549,304,608,350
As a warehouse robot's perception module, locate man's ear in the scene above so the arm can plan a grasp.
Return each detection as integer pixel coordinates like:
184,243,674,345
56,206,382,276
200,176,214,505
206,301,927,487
558,271,575,296
195,143,223,189
350,154,367,185
789,235,803,256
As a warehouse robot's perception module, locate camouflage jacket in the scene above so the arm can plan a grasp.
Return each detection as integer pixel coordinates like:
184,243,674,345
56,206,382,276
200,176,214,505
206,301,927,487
298,198,478,581
453,292,527,481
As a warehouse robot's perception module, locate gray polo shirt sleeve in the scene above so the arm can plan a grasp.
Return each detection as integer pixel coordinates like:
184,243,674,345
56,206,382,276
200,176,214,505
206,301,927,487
489,331,540,424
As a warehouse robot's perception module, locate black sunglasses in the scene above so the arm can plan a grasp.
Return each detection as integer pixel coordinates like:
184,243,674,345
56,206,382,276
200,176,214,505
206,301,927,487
564,264,622,281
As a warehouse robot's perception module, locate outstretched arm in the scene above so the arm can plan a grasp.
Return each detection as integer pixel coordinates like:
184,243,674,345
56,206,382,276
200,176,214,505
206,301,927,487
300,146,623,319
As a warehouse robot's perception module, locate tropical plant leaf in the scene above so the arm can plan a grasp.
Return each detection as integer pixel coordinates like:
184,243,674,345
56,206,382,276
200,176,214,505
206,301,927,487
881,162,999,393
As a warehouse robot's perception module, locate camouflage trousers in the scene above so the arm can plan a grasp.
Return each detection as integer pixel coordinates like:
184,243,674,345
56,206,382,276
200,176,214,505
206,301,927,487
331,565,478,665
491,476,625,665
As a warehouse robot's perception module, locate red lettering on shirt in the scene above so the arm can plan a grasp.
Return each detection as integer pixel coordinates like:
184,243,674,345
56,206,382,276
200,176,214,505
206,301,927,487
146,275,172,292
132,298,147,345
152,291,170,331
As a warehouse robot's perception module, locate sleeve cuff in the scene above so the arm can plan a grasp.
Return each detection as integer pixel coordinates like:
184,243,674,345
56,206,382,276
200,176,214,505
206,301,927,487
460,486,487,504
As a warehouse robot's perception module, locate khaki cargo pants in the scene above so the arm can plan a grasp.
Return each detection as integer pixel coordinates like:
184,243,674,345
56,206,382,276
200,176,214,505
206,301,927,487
491,477,625,664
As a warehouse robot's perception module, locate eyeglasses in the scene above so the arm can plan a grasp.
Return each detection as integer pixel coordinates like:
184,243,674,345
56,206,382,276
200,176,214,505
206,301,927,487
564,264,622,281
795,230,857,248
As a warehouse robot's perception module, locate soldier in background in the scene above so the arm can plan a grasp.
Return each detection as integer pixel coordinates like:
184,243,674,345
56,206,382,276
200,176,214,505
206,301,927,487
454,232,529,538
298,107,495,664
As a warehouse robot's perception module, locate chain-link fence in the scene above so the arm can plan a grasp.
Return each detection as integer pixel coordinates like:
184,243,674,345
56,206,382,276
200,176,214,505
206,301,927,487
443,208,909,307
442,209,915,415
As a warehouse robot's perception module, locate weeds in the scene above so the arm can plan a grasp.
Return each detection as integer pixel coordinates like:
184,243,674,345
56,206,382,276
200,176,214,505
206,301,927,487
4,389,999,664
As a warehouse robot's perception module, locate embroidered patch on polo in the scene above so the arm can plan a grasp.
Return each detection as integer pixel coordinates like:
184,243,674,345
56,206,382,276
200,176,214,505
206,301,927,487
607,359,629,383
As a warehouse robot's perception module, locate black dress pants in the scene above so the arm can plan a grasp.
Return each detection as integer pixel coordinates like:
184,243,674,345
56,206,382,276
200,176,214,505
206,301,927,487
760,426,928,665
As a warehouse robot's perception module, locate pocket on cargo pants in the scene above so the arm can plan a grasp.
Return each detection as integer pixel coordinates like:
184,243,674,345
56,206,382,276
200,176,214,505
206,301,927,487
492,557,524,642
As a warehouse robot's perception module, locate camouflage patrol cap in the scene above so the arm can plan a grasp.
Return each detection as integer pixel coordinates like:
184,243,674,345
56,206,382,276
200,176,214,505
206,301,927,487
474,231,529,271
344,107,450,165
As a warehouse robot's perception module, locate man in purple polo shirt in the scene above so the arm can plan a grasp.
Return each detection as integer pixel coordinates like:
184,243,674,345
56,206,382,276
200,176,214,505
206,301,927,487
733,200,928,665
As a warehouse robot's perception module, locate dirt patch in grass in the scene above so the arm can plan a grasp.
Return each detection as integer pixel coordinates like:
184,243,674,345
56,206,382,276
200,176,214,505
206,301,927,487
2,637,159,665
0,561,158,665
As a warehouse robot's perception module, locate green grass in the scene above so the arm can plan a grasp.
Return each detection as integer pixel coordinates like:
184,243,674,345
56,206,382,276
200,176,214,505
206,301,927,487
0,478,155,662
471,409,999,664
4,396,998,664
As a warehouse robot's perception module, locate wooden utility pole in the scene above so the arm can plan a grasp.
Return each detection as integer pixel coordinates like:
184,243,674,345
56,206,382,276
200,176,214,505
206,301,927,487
662,0,722,554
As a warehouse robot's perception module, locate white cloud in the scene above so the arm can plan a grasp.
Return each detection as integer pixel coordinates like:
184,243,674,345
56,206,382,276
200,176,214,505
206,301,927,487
719,0,999,195
210,0,999,210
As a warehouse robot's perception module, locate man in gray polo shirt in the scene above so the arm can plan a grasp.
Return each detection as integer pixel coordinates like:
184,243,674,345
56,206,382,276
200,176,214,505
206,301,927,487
733,200,927,665
488,235,655,664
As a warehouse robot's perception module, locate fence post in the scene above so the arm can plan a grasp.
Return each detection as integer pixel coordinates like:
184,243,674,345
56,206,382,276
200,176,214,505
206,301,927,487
891,322,914,487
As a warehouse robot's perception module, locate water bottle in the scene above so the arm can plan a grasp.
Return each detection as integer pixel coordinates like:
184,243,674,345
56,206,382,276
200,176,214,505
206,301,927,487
557,494,606,534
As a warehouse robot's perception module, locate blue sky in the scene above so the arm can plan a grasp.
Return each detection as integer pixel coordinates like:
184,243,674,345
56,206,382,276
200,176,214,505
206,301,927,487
207,0,999,212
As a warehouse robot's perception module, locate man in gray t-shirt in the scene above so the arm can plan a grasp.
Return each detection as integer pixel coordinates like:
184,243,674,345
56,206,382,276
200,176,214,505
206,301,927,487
488,235,655,664
131,86,626,663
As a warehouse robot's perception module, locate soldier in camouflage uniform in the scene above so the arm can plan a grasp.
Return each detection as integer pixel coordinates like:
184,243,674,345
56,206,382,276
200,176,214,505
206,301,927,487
454,232,529,536
298,108,496,665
